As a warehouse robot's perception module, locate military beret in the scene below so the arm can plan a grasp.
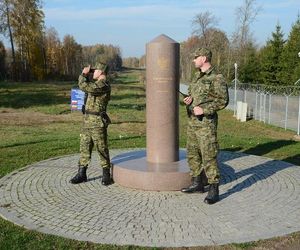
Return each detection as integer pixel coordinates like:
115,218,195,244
94,62,109,74
193,48,212,60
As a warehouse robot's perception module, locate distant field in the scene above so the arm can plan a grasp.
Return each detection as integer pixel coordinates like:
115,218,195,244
0,69,299,250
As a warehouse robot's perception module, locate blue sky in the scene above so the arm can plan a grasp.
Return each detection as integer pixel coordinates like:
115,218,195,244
2,0,300,57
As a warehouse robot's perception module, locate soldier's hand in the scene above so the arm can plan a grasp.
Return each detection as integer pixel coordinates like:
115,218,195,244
193,106,204,116
183,96,193,105
98,74,106,80
93,70,101,79
93,70,106,80
82,65,91,75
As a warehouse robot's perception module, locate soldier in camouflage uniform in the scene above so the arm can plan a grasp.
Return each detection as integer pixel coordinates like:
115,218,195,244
181,48,228,204
70,62,112,186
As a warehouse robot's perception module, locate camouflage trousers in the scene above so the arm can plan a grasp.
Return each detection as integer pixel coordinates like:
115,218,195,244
186,123,220,184
78,127,110,169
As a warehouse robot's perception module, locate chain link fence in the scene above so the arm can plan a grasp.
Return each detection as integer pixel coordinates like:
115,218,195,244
227,84,300,135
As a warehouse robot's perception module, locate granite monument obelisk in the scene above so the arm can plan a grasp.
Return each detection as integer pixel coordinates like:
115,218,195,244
146,34,179,163
112,34,190,191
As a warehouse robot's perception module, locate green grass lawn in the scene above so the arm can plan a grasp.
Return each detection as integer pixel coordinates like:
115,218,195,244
0,69,299,250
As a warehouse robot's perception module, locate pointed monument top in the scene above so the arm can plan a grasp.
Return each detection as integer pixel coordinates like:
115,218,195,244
148,34,178,44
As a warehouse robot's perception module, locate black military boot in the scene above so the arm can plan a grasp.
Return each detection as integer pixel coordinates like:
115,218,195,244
70,166,87,184
204,183,219,204
181,175,204,193
101,167,112,186
200,171,209,187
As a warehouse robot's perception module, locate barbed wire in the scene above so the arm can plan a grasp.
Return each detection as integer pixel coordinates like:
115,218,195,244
227,82,300,96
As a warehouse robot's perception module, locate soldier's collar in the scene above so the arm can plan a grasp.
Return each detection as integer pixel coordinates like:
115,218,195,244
202,66,214,75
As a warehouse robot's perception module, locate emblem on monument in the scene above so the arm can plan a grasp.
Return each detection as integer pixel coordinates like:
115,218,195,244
157,56,169,70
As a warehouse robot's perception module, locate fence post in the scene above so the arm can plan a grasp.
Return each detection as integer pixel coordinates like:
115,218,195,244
260,93,263,121
285,95,289,130
263,93,267,123
233,63,238,117
255,91,258,120
268,94,272,124
298,95,300,136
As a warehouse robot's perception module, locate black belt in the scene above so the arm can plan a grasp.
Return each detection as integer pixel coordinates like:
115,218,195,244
192,114,215,121
85,110,106,116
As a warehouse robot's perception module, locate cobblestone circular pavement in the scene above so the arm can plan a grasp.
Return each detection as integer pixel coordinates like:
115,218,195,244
0,149,299,247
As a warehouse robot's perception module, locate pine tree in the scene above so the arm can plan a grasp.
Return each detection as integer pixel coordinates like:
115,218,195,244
279,15,300,85
238,42,260,83
259,23,285,85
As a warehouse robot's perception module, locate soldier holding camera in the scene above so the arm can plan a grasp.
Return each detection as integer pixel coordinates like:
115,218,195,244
70,62,112,186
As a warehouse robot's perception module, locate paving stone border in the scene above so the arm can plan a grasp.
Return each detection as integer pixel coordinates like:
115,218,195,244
0,149,299,247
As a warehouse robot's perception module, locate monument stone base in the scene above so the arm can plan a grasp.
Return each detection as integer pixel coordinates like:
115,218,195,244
112,150,191,191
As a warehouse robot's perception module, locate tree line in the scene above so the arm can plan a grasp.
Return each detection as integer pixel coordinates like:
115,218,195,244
1,0,300,86
0,0,122,81
123,0,300,86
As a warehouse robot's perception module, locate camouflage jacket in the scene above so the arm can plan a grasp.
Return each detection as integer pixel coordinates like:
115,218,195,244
188,67,228,124
78,74,111,128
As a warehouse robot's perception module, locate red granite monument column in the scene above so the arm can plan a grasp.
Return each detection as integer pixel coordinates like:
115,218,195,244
112,34,190,191
146,34,179,163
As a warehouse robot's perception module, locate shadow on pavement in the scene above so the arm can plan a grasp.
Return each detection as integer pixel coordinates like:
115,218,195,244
219,140,298,201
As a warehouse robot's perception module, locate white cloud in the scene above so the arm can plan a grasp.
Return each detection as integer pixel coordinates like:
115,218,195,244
44,5,181,20
41,0,300,57
44,1,240,22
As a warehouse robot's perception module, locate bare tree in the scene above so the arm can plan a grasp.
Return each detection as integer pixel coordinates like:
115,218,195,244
230,0,262,81
192,11,219,47
233,0,262,50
